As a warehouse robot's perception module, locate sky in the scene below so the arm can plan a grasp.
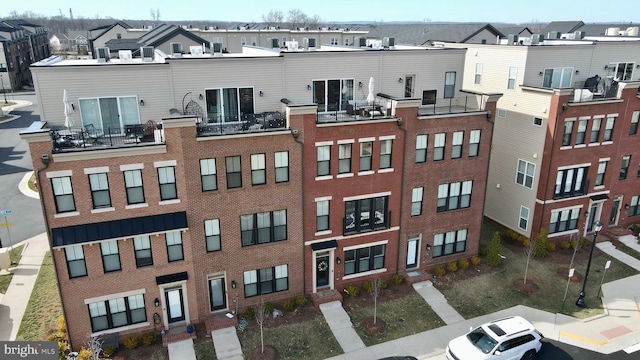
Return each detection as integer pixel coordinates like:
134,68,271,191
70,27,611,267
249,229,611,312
2,0,638,24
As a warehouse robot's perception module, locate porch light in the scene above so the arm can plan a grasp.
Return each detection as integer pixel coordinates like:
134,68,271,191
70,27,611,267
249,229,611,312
139,99,145,106
231,280,237,289
539,71,543,76
398,77,403,83
358,81,363,88
336,257,341,264
307,84,311,90
154,298,160,307
259,91,264,97
426,244,431,251
575,70,580,74
199,93,203,100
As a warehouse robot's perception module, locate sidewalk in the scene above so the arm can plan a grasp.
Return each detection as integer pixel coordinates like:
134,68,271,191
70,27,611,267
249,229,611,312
1,99,32,122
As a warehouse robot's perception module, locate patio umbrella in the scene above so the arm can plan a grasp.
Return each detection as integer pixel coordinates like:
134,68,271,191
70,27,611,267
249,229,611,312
366,76,375,105
63,89,74,128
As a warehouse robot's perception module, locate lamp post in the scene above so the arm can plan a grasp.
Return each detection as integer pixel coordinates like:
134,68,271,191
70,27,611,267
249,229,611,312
0,74,7,104
576,220,603,308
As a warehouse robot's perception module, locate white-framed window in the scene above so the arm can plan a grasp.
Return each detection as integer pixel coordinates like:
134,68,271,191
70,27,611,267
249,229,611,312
437,181,472,212
52,176,75,213
88,294,146,332
243,264,288,298
630,111,639,135
451,131,464,159
474,63,482,84
78,96,140,134
596,160,607,186
251,153,266,185
344,244,385,275
562,120,574,146
416,134,427,163
166,231,184,262
124,169,144,204
205,219,221,252
133,235,153,267
380,139,392,169
433,229,467,257
469,130,480,157
338,143,352,174
89,173,111,209
434,133,446,161
590,118,602,143
497,109,507,118
516,160,535,189
225,156,242,189
576,119,588,145
330,37,338,45
158,166,177,201
603,116,615,141
620,155,631,180
554,166,587,198
200,158,217,191
549,207,580,234
542,67,573,88
65,245,87,278
519,206,529,231
317,145,331,176
316,200,329,231
411,187,423,216
274,151,289,183
507,66,517,89
100,240,121,273
444,71,456,98
359,141,373,171
606,62,635,81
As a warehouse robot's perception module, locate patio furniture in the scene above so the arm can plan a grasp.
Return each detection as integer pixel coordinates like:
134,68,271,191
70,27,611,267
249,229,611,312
84,124,104,144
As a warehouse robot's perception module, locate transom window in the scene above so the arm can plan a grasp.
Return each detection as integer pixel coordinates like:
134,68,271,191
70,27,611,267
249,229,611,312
52,176,75,213
344,244,385,275
158,166,177,201
88,294,146,332
251,153,266,185
205,219,221,252
200,158,218,191
89,173,111,208
124,169,144,205
244,265,288,298
554,167,587,198
433,229,467,257
241,210,287,246
437,181,472,212
549,208,580,234
344,196,388,234
516,160,535,189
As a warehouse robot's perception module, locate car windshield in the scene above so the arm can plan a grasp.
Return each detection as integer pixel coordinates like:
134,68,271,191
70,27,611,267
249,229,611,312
466,327,498,354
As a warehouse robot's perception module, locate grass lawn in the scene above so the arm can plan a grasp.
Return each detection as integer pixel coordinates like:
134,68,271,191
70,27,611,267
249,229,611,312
16,251,63,340
194,339,217,360
0,244,25,294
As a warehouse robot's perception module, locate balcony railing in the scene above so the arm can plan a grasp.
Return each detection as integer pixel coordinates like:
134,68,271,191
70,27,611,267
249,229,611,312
197,111,287,136
569,88,620,104
51,123,164,153
418,95,482,116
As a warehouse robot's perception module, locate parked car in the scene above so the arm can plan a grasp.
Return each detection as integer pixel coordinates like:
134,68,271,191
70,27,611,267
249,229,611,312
445,316,543,360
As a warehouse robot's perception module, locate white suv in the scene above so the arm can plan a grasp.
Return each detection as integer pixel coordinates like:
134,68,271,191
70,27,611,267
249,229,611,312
445,316,543,360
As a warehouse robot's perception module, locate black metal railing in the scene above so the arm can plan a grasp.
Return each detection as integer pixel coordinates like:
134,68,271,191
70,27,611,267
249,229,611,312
197,111,286,136
418,95,481,115
316,101,391,123
51,123,164,153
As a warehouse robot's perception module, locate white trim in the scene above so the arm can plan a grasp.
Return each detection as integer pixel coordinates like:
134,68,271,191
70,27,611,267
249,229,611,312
599,157,611,162
315,140,334,146
379,135,396,140
84,166,110,174
159,199,181,206
304,226,400,245
579,116,591,120
343,191,391,201
342,268,386,280
126,203,149,209
601,141,613,146
607,113,619,117
344,239,388,251
574,144,586,149
154,160,177,168
587,143,600,147
560,146,572,151
336,173,354,178
557,162,591,170
314,230,332,236
46,170,72,178
315,196,333,202
91,207,115,214
377,168,394,174
337,139,355,144
315,175,333,181
536,190,609,204
357,170,375,176
91,322,150,338
84,288,146,304
564,117,577,122
54,211,80,218
358,137,375,142
548,229,580,238
120,163,144,171
593,115,605,119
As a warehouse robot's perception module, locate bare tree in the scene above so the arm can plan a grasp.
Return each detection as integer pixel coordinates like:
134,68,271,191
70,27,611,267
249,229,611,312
262,10,283,26
523,237,536,284
306,14,323,29
371,278,383,324
255,299,266,354
150,8,161,26
86,335,103,360
287,9,308,29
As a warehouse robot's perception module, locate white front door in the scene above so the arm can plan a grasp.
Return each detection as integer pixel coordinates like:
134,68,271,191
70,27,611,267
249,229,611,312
406,238,420,269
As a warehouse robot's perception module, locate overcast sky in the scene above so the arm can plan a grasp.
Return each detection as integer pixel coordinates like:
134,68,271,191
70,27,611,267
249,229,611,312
2,0,638,24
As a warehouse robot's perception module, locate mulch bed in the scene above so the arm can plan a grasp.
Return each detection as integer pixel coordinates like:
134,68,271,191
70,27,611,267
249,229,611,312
111,340,167,360
342,282,416,310
360,317,387,335
512,278,540,295
248,344,279,360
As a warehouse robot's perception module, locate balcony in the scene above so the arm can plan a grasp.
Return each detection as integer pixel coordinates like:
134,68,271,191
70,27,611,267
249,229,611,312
51,122,164,153
196,111,287,137
418,95,482,116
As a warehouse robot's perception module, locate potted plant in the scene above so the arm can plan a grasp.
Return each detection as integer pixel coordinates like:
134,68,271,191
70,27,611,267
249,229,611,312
186,324,194,334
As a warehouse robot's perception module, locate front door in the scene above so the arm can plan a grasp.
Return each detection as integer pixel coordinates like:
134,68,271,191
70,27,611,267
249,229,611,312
316,252,330,288
165,288,185,323
209,277,227,312
586,204,598,233
406,238,419,269
609,198,621,225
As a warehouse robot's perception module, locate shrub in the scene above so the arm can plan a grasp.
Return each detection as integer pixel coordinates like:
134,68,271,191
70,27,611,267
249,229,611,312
504,228,520,243
345,285,360,297
392,273,404,285
479,246,488,256
433,265,446,277
102,346,116,358
446,261,458,272
264,302,275,315
486,231,502,266
470,256,481,266
57,316,66,333
560,240,571,250
533,228,549,257
547,242,557,252
123,335,140,349
243,307,255,320
77,348,92,360
458,258,470,270
47,332,66,342
295,295,307,306
142,332,157,345
282,299,295,312
379,279,388,289
362,280,374,293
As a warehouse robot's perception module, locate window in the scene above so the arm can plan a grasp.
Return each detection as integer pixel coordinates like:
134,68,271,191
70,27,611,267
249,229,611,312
205,87,254,123
434,133,445,161
542,67,573,88
433,229,467,257
380,139,392,169
422,90,436,105
241,210,287,246
274,151,289,183
251,37,257,46
101,241,121,273
316,200,329,231
603,116,615,141
166,231,183,262
65,245,87,278
562,120,574,146
437,181,472,212
533,117,543,126
507,66,517,90
312,79,354,112
134,236,153,267
124,169,144,205
79,96,140,134
444,71,456,98
474,63,482,84
590,118,601,143
244,265,288,297
630,111,639,135
241,37,246,46
88,294,146,332
344,196,388,234
516,160,535,189
519,206,529,230
205,219,221,252
317,145,331,176
416,135,427,163
629,196,640,216
452,131,463,159
330,37,338,45
404,75,414,97
251,153,266,185
51,176,75,213
411,187,423,216
620,155,631,180
497,109,507,118
359,141,373,171
469,130,480,157
554,167,587,198
158,166,177,201
344,244,385,275
606,62,635,81
338,143,352,173
549,208,580,234
89,173,111,208
596,161,607,186
225,156,242,189
576,119,587,145
200,158,218,191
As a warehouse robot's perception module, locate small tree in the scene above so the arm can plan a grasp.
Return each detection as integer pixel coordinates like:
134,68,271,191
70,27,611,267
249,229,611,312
371,278,383,325
533,228,549,257
256,299,266,354
523,236,536,284
86,335,102,360
486,231,502,266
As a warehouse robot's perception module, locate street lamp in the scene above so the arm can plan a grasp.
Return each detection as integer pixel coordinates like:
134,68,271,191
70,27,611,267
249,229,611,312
0,74,7,104
576,220,603,308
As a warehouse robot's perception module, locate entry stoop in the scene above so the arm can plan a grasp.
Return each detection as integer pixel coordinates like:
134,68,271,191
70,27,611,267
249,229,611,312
205,313,238,333
162,325,197,347
403,270,433,285
310,289,343,308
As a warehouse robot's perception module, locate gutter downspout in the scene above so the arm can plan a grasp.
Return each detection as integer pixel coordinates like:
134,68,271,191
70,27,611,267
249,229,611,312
396,116,407,275
480,108,495,246
292,129,305,295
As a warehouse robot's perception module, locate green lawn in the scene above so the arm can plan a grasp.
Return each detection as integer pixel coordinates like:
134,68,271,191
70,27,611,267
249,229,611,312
0,244,25,294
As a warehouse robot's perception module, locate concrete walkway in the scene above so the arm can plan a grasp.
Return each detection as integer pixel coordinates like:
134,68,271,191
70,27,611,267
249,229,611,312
597,241,640,271
413,281,465,324
618,235,640,254
211,326,243,360
167,339,197,360
0,232,50,341
320,301,367,353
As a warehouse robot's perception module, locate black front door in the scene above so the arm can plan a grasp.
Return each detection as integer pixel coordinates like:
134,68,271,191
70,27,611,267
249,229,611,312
316,252,330,288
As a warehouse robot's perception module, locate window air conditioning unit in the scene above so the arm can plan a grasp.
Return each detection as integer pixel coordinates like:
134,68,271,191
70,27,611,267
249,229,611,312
96,47,110,62
171,42,182,57
190,45,203,56
141,46,154,61
118,50,132,61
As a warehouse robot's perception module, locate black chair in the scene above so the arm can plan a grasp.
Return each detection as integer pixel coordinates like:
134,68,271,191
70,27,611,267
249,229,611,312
84,124,105,144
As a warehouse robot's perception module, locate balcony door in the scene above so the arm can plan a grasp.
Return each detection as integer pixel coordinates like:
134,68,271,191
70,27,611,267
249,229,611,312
205,87,254,123
313,79,353,113
79,96,140,134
